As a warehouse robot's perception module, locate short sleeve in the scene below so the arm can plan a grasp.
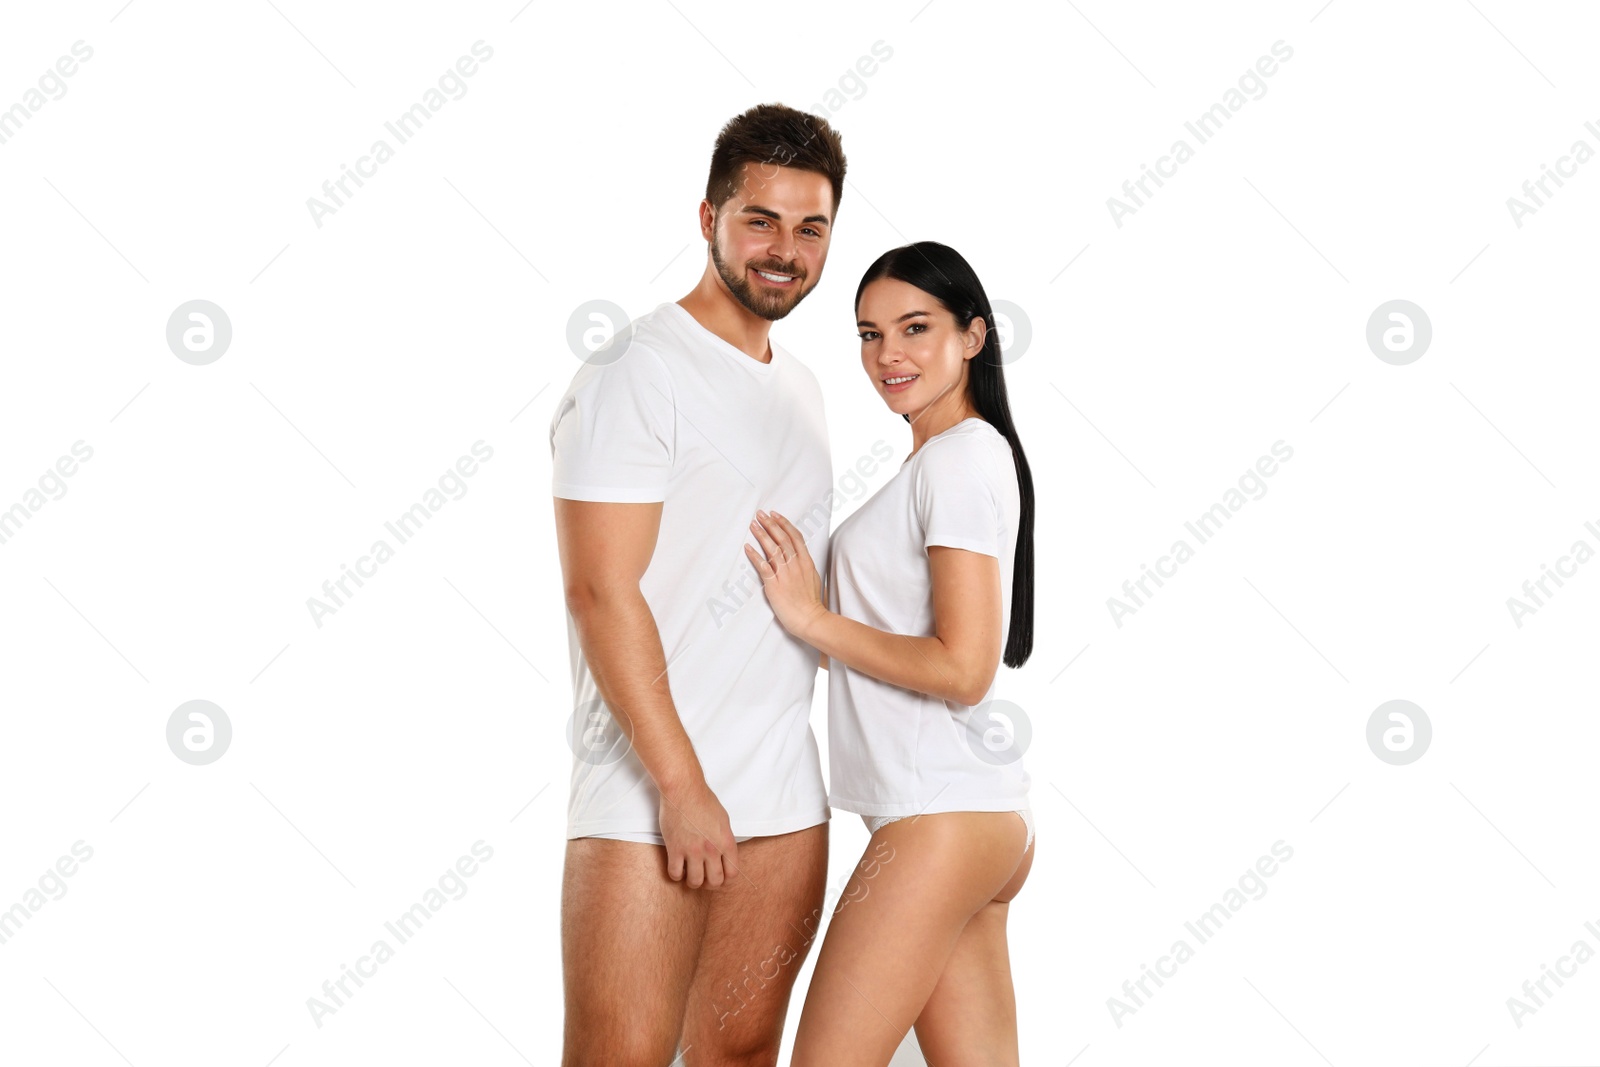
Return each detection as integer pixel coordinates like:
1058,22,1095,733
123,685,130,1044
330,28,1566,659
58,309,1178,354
549,344,675,502
912,435,1002,557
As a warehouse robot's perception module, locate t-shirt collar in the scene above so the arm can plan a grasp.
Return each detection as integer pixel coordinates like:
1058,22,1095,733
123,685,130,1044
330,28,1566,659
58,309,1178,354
661,302,780,375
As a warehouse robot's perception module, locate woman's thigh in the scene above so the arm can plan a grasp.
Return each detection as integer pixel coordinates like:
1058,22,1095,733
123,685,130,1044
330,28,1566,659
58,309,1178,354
914,833,1037,1064
790,811,1029,1067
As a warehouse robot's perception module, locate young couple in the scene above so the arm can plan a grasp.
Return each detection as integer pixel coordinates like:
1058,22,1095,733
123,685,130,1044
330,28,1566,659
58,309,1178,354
550,102,1037,1067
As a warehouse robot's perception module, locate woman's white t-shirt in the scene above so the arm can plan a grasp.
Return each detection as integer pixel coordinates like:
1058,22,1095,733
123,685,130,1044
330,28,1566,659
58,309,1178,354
825,417,1031,817
549,301,833,841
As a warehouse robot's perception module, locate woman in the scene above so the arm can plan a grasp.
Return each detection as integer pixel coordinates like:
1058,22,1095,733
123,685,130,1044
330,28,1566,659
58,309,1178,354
744,240,1037,1065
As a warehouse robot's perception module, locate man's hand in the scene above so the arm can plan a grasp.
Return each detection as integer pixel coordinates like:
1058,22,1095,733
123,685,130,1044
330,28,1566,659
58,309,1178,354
659,781,740,889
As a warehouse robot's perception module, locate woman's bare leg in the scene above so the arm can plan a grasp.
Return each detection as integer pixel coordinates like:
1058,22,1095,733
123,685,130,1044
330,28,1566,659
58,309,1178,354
913,828,1036,1065
790,811,1029,1067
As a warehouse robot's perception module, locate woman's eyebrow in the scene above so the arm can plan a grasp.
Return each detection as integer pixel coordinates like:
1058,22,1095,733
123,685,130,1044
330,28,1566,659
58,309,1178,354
857,310,933,328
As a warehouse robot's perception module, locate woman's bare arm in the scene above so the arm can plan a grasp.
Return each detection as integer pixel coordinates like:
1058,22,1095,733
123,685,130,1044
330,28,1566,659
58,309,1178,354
798,545,1001,705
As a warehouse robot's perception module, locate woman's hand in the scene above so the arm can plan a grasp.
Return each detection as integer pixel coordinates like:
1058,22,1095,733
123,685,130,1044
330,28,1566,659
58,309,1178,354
744,509,828,640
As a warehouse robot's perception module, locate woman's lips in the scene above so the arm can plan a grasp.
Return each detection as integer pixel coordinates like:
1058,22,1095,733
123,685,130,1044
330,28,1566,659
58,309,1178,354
883,374,918,393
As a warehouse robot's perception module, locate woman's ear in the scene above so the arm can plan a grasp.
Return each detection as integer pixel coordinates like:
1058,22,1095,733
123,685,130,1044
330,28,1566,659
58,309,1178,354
963,314,988,360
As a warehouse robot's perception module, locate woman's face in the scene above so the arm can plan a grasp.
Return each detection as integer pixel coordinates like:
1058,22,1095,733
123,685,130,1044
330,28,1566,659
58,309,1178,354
856,276,985,419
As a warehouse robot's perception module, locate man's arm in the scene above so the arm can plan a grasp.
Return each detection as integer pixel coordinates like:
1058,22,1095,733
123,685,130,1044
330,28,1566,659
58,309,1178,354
554,497,739,889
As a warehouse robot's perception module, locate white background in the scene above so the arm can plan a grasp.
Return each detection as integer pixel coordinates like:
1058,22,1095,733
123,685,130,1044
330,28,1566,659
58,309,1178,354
2,1,1598,1064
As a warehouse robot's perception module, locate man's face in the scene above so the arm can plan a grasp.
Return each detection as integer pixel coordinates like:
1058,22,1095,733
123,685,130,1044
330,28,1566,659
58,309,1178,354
704,163,835,321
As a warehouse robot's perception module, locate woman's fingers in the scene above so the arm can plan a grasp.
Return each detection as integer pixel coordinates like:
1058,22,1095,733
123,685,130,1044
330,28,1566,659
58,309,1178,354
748,515,781,560
757,510,798,562
764,511,812,566
751,512,793,565
743,542,773,578
751,509,816,571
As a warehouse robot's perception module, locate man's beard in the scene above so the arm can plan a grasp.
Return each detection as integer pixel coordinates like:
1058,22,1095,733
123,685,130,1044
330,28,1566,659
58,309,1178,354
711,237,812,322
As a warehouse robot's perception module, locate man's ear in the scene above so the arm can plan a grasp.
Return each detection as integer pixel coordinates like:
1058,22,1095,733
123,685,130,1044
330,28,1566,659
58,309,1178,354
699,199,717,243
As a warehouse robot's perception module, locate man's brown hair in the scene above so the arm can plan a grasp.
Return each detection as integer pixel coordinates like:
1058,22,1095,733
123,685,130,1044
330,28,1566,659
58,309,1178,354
704,103,847,216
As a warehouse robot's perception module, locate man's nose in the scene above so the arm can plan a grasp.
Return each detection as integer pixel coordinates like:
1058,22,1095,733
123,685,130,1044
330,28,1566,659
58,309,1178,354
767,231,797,264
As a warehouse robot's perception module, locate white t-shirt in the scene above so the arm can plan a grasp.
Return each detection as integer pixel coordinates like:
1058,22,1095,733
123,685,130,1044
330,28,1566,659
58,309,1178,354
550,301,833,841
825,417,1031,816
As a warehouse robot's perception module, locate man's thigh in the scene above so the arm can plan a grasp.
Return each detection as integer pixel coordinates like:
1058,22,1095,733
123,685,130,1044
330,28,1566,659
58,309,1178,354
679,822,830,1063
562,837,709,1066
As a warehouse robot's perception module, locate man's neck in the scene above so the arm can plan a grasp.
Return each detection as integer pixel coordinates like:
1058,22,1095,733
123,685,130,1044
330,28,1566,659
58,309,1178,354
676,283,772,364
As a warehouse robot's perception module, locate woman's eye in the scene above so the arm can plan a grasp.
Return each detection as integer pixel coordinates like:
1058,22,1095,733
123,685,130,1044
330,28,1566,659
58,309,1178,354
858,331,878,342
905,323,926,335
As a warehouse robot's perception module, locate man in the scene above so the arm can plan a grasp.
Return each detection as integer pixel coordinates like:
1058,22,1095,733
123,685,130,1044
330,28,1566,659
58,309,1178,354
550,104,846,1066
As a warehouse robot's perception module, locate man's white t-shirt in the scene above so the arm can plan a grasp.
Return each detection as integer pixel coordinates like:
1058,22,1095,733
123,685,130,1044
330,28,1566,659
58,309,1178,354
550,301,833,842
825,417,1031,816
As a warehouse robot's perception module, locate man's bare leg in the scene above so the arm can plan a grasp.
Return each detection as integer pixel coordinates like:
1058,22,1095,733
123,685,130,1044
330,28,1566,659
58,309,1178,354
562,837,710,1067
679,822,829,1066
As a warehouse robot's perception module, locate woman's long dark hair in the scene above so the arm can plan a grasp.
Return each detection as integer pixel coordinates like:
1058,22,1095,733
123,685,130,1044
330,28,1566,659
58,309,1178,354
855,241,1035,668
